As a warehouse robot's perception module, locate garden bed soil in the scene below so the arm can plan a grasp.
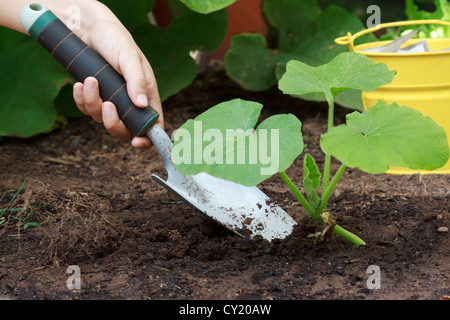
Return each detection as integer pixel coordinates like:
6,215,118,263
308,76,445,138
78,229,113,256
0,69,449,300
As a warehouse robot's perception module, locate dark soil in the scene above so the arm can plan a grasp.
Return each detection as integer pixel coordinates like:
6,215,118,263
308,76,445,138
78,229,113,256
0,69,449,301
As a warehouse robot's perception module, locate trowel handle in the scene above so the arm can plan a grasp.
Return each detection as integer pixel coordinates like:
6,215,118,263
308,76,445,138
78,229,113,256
19,3,159,136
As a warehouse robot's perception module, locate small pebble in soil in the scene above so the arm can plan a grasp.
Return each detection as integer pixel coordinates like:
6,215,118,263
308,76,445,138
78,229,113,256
437,226,448,233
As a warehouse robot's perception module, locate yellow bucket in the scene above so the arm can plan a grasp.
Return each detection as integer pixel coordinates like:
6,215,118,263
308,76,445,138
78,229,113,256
335,20,450,175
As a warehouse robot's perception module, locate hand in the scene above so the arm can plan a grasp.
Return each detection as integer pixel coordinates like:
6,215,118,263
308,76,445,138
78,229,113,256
72,2,163,149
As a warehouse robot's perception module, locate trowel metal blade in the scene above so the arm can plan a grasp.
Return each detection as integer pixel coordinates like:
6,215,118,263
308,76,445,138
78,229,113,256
152,172,297,241
360,28,419,53
147,124,297,242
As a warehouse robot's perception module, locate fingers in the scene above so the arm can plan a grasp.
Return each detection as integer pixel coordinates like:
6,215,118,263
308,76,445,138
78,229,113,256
73,77,103,123
131,136,153,149
73,82,87,115
101,102,132,140
102,102,153,149
73,76,156,149
141,56,164,129
120,49,149,108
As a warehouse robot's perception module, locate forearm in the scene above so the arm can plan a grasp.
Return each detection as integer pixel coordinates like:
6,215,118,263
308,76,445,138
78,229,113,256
0,0,113,40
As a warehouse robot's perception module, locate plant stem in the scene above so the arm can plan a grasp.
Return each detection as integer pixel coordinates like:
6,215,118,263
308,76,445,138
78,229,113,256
322,154,331,195
278,171,320,222
334,225,366,246
319,164,347,212
279,170,365,246
321,99,335,195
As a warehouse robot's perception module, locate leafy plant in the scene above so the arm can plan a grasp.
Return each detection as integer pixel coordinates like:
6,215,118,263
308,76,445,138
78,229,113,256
0,0,229,137
171,98,303,186
224,0,377,111
132,0,227,101
180,0,237,14
172,52,449,245
405,0,450,38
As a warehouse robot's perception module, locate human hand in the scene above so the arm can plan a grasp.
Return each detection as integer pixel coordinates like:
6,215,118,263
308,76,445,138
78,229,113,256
72,2,163,149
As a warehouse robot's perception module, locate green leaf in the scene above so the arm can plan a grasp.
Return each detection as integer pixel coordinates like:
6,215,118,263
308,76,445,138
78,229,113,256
100,0,155,29
225,1,377,109
172,99,303,186
225,34,308,91
133,8,227,101
263,0,321,52
0,34,67,137
278,52,396,106
180,0,236,14
404,0,450,38
23,222,40,230
303,154,321,208
54,83,85,118
166,7,228,52
132,24,196,102
320,101,450,174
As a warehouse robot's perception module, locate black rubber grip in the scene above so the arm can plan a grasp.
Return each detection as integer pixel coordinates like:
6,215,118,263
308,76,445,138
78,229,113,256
36,18,159,136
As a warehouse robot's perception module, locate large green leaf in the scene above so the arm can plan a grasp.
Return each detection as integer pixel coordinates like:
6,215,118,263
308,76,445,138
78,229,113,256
278,52,396,106
0,33,67,137
320,101,450,174
180,0,236,14
54,83,85,118
100,0,156,29
133,24,197,102
133,7,227,101
225,0,377,110
172,99,303,186
167,5,228,52
225,34,308,91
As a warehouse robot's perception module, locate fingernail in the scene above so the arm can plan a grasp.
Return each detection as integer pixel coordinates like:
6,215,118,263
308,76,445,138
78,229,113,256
102,103,114,116
74,84,82,96
137,94,148,106
85,79,96,91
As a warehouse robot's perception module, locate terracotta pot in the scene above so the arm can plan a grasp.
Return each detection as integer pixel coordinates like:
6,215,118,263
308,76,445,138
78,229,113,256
152,0,174,28
209,0,267,60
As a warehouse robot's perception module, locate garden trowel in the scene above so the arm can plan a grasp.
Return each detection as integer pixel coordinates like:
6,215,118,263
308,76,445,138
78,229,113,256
20,2,297,241
360,28,419,53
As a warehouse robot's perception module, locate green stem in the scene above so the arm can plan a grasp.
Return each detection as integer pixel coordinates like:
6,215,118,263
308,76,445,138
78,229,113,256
278,171,320,222
321,99,335,195
322,154,331,195
334,225,366,246
319,164,347,212
279,170,365,246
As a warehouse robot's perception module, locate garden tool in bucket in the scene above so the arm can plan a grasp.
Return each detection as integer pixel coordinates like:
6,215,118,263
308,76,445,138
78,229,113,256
20,3,297,241
335,20,450,174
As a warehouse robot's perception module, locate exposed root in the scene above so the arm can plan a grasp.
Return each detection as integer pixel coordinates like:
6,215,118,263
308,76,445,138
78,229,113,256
307,211,337,244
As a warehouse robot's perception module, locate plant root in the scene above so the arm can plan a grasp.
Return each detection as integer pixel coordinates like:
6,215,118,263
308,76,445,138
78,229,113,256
307,211,337,244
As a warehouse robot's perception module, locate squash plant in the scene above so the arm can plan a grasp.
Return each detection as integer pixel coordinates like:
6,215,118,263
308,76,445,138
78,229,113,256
172,52,449,245
225,0,378,111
